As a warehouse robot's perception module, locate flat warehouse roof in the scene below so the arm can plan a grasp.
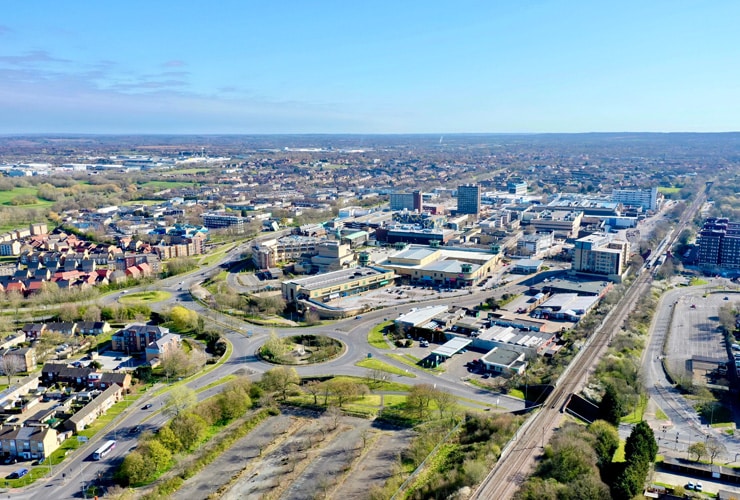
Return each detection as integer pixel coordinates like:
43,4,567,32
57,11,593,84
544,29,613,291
286,266,392,290
432,337,472,358
396,305,449,327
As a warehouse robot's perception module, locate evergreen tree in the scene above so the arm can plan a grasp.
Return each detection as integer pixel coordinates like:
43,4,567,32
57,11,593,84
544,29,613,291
624,420,658,464
599,383,624,425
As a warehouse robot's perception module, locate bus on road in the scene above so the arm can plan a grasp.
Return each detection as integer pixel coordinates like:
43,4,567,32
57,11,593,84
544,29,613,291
92,440,116,460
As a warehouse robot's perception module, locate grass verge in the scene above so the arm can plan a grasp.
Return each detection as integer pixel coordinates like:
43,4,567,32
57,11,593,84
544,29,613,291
386,353,444,374
621,393,647,424
356,358,416,377
368,321,392,349
118,290,172,304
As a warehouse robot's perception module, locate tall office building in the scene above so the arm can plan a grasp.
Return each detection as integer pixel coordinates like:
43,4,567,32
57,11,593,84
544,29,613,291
457,184,481,216
413,190,423,212
390,192,416,211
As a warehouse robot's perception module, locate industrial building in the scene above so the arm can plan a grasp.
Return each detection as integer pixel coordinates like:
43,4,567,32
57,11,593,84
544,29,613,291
381,244,500,287
202,212,250,231
375,226,455,246
521,210,583,238
281,266,395,303
480,347,527,375
507,181,528,195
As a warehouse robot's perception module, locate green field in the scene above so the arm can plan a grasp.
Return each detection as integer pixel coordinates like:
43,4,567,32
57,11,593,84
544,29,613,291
658,186,681,194
140,180,196,189
0,187,54,207
171,168,211,174
118,290,172,304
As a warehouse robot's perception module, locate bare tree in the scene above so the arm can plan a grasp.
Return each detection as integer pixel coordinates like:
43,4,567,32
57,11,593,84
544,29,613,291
262,366,300,401
706,437,726,464
324,406,342,431
83,305,101,322
431,389,457,419
160,349,189,381
304,380,322,405
163,386,197,418
365,368,389,386
0,352,24,385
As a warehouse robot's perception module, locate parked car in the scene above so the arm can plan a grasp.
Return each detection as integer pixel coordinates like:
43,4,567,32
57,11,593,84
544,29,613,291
686,481,694,490
6,468,29,479
695,483,702,492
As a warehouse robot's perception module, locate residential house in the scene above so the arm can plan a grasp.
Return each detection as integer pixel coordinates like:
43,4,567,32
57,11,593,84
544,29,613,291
145,333,182,363
109,270,127,283
44,322,77,336
0,240,21,256
0,425,59,461
5,281,25,295
0,333,25,351
64,384,123,433
0,375,41,411
25,280,45,295
42,363,92,387
0,347,36,373
22,324,46,341
75,321,111,336
98,372,131,391
124,265,141,280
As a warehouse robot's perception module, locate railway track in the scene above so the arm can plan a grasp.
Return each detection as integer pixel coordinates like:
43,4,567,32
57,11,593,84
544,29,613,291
471,186,710,499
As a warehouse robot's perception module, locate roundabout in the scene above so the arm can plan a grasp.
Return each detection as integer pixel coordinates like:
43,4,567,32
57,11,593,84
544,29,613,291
258,334,345,365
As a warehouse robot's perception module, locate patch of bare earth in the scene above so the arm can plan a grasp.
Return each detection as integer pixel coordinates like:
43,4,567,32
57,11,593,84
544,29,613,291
329,424,415,500
172,412,299,500
217,414,415,500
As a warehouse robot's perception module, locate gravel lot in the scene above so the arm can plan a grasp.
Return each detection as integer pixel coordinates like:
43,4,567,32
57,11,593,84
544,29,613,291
214,412,416,500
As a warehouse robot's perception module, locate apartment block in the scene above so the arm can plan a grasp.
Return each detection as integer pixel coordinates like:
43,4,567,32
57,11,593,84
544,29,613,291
611,187,659,211
573,233,630,280
698,218,740,269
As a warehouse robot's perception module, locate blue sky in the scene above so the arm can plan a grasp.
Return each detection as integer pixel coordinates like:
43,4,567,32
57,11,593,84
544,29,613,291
1,1,739,134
